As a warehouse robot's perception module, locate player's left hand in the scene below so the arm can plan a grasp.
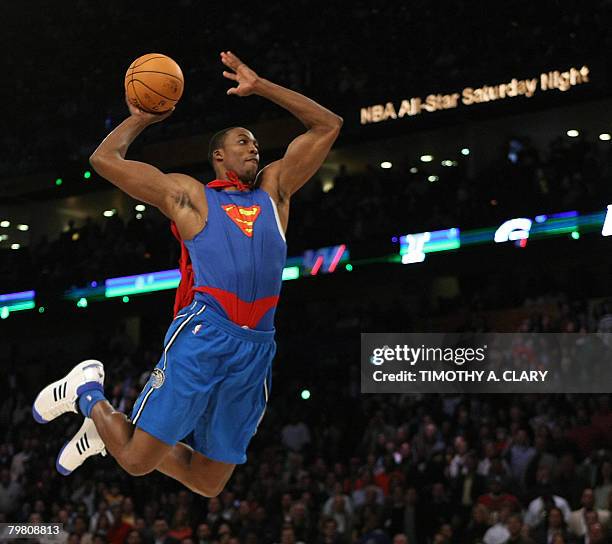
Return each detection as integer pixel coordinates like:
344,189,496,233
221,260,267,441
221,51,259,97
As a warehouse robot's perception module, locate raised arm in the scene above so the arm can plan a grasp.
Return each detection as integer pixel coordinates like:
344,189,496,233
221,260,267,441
220,51,343,202
89,102,204,225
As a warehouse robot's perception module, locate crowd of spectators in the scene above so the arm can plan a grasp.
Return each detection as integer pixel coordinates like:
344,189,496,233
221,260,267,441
1,290,612,543
4,0,612,177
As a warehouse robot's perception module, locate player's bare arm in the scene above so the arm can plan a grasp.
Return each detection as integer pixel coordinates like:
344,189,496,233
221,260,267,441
220,51,343,229
89,101,206,240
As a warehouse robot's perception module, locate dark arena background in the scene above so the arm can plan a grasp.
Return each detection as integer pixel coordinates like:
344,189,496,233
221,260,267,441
2,2,612,544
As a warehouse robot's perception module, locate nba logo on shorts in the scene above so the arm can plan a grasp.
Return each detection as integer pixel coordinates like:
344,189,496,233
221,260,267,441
150,368,165,389
192,324,202,335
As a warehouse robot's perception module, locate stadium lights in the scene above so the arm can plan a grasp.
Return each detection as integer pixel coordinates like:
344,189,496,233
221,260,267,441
322,180,334,193
0,221,9,228
103,210,116,218
567,129,579,137
136,213,143,220
10,244,20,250
17,224,29,231
410,167,418,173
135,204,146,212
420,154,434,162
441,160,457,167
599,133,611,141
380,161,392,169
428,175,439,182
461,148,470,156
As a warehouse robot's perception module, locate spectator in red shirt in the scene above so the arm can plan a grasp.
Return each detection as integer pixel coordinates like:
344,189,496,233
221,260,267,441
477,476,521,514
592,396,612,449
107,504,133,544
566,408,603,457
168,507,193,541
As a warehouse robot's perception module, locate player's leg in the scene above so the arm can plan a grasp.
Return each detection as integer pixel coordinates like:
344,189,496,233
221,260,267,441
91,399,235,496
156,443,236,497
89,400,171,476
92,394,235,495
44,381,233,499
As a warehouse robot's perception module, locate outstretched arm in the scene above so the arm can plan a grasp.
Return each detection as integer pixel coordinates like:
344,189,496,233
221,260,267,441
220,51,343,202
89,102,202,220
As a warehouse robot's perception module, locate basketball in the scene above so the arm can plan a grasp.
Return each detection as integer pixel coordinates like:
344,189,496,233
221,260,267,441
124,53,184,113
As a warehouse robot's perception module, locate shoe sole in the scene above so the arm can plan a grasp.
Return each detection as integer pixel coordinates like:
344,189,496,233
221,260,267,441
56,422,107,476
56,441,72,476
32,360,104,424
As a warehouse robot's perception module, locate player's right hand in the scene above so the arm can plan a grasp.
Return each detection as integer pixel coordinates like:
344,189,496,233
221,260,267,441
125,95,174,124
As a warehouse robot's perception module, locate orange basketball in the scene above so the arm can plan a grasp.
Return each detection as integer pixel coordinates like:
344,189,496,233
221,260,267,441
124,53,184,113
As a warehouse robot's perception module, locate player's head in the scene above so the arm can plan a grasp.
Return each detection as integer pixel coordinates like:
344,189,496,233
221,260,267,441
208,127,260,184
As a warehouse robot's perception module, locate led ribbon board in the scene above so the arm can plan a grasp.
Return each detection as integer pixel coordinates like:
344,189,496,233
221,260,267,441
399,229,460,264
302,244,349,276
397,207,610,264
0,290,35,318
4,205,612,317
105,269,181,298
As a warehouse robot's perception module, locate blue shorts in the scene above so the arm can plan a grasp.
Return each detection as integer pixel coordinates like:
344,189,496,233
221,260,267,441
130,300,275,464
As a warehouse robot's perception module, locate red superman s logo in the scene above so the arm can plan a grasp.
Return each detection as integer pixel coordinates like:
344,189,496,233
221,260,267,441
222,204,261,237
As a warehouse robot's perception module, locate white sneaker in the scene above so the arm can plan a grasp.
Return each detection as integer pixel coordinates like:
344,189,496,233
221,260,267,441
32,359,105,424
56,417,107,475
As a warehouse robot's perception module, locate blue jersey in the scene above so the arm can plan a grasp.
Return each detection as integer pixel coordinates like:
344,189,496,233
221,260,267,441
184,186,287,331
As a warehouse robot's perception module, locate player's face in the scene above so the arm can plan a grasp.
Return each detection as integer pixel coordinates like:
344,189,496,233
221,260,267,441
222,128,260,183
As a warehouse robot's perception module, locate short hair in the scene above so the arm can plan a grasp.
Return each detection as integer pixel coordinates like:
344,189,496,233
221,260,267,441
208,127,239,166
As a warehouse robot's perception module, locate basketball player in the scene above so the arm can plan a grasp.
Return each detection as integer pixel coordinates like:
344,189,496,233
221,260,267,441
32,51,342,497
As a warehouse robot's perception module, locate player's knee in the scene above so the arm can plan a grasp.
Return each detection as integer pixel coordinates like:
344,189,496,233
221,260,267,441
120,456,157,477
193,475,226,498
